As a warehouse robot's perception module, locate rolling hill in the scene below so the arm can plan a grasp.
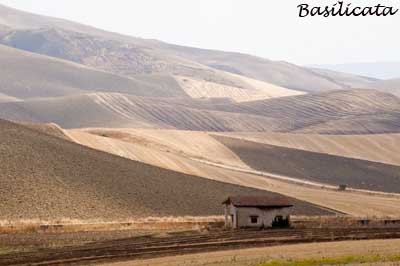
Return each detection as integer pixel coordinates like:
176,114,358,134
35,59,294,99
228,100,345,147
0,93,280,130
63,127,400,216
0,3,373,94
0,119,333,221
310,61,400,80
0,44,187,99
159,44,356,92
209,89,400,134
213,136,400,194
307,68,378,89
1,89,400,134
215,132,400,167
0,39,302,103
365,79,400,97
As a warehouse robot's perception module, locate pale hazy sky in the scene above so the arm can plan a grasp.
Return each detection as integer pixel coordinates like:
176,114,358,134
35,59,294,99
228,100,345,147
0,0,399,65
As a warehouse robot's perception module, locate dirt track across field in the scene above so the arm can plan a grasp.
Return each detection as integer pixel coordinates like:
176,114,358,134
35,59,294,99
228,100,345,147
1,228,400,266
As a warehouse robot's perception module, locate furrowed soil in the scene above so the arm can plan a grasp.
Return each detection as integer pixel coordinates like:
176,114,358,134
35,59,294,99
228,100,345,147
0,119,332,221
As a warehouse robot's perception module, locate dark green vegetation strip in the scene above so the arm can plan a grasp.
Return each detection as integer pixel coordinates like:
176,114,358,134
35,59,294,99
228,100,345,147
214,136,400,193
258,253,400,266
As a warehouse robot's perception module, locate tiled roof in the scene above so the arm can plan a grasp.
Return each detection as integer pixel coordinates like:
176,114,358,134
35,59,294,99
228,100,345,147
223,196,293,208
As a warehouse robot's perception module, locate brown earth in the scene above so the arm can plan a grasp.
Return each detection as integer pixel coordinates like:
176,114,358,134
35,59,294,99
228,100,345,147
0,119,332,221
65,127,400,216
213,136,400,193
1,228,400,266
215,132,400,166
105,239,400,266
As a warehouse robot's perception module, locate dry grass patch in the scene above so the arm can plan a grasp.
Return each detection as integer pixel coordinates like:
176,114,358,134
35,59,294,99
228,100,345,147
0,216,224,234
258,254,400,266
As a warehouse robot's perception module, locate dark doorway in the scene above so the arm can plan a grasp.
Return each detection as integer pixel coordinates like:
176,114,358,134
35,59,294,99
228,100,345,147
272,215,289,228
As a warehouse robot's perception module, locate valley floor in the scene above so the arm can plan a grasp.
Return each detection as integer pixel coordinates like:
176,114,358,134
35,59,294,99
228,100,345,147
1,227,400,266
103,239,400,266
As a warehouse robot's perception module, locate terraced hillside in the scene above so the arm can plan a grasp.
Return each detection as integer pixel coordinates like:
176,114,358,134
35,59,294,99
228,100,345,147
214,136,400,193
210,89,400,134
0,93,279,130
0,119,333,221
1,89,400,134
216,132,400,166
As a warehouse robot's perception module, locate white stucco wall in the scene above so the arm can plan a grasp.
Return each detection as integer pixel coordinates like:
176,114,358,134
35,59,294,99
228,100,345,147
225,204,291,229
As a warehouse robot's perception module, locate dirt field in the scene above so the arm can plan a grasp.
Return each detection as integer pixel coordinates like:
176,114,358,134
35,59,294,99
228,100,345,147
0,119,332,221
213,136,400,193
175,75,303,102
104,239,400,266
65,127,400,216
69,128,249,169
1,228,400,266
215,132,400,166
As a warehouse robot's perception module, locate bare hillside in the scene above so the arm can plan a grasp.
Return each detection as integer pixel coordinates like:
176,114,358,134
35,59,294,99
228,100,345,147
307,68,378,88
71,129,249,169
65,128,400,216
210,89,400,134
160,44,353,92
0,119,333,221
0,44,187,99
0,4,371,93
0,93,279,130
0,28,298,101
216,132,400,166
365,79,400,97
0,33,301,102
214,136,400,194
1,90,400,134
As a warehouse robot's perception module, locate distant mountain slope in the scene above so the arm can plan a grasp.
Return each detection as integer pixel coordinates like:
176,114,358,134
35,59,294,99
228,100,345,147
0,4,368,93
0,29,303,102
214,136,400,193
0,44,186,99
310,62,400,80
365,79,400,97
159,44,349,92
307,68,378,88
0,27,301,97
0,4,141,42
0,119,332,221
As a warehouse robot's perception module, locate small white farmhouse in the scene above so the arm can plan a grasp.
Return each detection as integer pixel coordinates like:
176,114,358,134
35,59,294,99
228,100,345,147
223,196,293,229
